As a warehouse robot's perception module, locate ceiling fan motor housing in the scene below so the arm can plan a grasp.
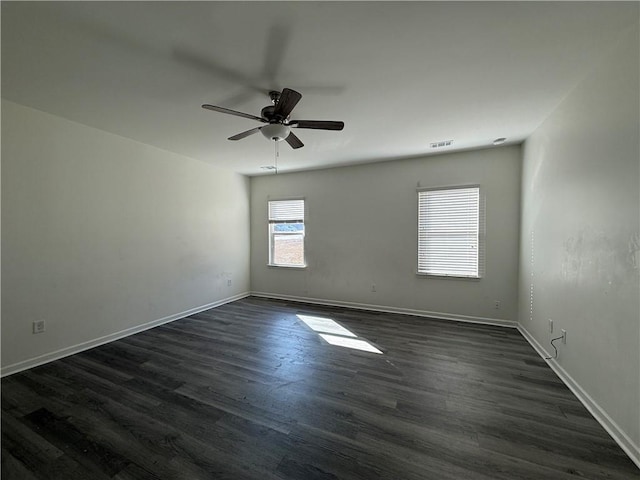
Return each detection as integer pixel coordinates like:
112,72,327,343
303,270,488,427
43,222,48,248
261,105,276,120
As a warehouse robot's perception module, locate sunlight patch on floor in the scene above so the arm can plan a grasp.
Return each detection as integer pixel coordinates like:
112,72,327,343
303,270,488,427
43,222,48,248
296,314,383,354
297,314,357,337
318,333,383,354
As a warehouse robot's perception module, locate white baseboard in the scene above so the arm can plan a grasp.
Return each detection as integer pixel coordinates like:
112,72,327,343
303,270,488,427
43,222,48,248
518,324,640,470
0,292,250,378
250,291,517,328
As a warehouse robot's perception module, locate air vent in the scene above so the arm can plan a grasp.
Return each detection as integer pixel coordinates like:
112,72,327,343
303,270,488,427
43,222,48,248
430,140,453,148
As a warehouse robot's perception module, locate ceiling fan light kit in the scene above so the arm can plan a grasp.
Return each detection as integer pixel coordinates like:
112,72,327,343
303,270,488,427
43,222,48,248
260,123,290,142
202,87,344,150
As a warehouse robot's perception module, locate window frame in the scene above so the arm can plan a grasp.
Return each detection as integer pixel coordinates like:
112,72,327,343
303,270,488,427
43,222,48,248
416,185,484,279
267,198,306,268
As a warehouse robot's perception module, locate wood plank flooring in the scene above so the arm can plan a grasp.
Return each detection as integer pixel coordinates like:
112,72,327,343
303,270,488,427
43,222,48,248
2,297,638,479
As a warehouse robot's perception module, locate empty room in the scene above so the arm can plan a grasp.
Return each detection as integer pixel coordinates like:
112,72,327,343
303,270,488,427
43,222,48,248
1,2,639,479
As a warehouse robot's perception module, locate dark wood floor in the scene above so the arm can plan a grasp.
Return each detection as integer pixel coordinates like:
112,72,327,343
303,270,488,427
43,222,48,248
2,297,638,479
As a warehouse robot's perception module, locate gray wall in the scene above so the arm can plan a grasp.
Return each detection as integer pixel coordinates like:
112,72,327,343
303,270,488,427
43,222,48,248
1,100,251,373
251,146,522,325
519,25,639,456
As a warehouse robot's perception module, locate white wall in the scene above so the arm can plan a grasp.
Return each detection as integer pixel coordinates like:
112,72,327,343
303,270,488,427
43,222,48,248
251,146,521,324
519,24,639,460
1,100,250,373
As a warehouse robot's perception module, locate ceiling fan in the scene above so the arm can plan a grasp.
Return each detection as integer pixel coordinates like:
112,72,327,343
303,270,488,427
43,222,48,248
202,88,344,149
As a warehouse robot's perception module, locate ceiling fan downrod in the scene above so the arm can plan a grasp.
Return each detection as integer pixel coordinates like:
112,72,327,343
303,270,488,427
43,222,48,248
268,90,280,105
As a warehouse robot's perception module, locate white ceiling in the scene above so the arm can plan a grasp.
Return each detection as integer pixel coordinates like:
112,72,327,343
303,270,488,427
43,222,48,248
2,2,637,175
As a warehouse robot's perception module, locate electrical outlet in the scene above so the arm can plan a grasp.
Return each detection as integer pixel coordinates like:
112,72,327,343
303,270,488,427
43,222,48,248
494,300,501,310
33,320,46,334
227,279,232,287
548,319,554,333
371,284,377,292
561,329,567,344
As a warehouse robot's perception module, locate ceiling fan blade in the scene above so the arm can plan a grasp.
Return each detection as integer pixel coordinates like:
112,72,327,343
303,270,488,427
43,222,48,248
263,25,290,87
202,104,265,122
215,89,260,109
274,88,302,119
228,127,261,141
175,48,266,94
285,131,304,149
289,120,344,130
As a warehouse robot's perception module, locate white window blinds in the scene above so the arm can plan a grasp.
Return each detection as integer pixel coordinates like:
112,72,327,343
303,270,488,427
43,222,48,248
268,199,304,222
418,186,481,277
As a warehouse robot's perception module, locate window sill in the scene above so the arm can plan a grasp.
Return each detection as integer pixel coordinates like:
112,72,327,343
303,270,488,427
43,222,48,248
416,272,481,281
268,264,307,269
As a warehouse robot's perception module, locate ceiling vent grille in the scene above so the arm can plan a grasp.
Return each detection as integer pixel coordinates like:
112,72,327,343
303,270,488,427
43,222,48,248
430,140,453,148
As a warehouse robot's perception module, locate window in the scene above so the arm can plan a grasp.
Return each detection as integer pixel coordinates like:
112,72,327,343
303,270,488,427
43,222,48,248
268,199,305,267
417,186,483,278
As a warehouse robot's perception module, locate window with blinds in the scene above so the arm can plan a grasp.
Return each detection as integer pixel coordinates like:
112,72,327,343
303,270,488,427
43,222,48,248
417,186,482,278
268,199,305,267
